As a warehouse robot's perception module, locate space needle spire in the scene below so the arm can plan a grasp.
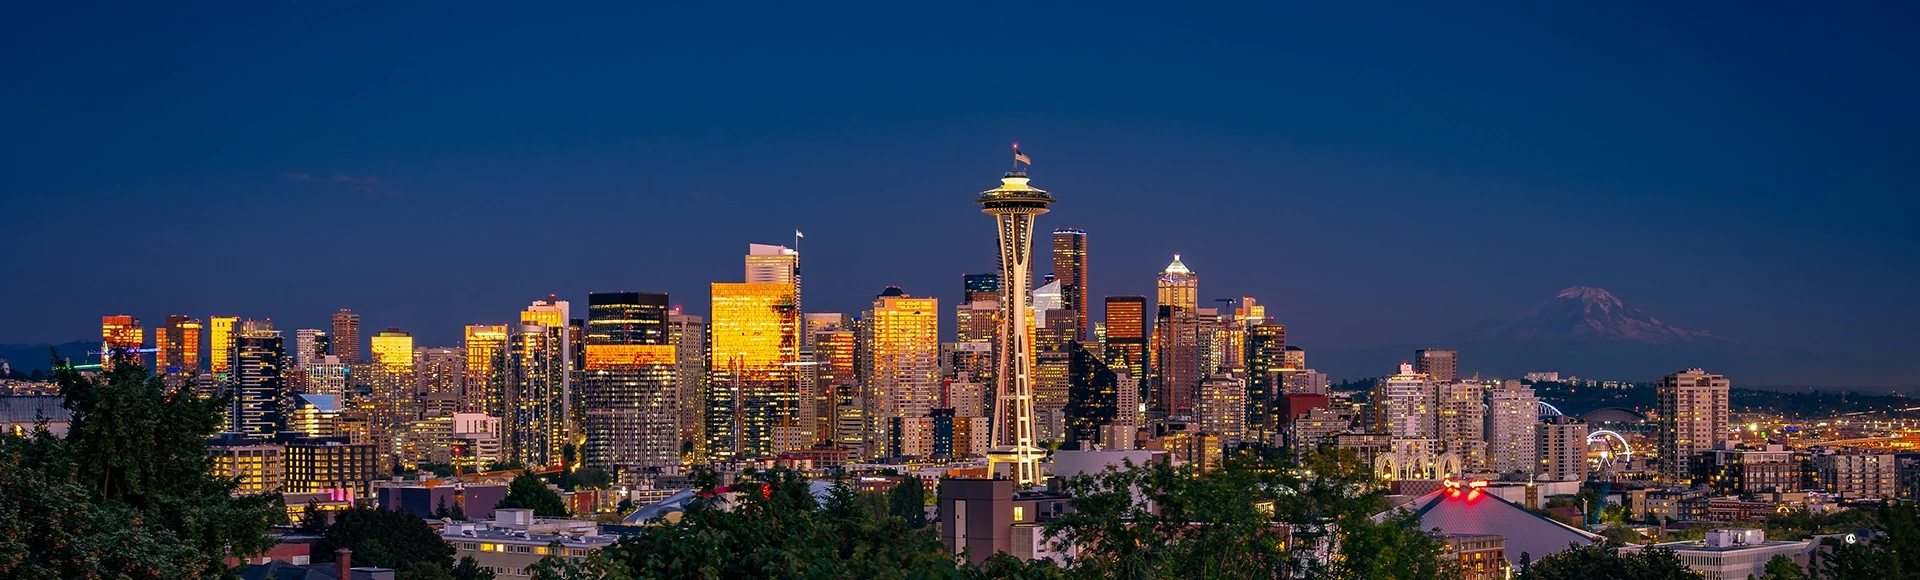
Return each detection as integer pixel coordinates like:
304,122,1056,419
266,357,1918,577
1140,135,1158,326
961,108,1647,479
978,143,1053,487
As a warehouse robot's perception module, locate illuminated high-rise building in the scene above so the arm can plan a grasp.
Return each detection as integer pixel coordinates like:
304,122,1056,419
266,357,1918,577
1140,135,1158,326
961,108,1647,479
708,281,801,460
508,320,568,467
976,152,1054,486
1538,416,1590,482
293,329,328,368
368,329,416,464
1151,303,1201,418
668,311,708,462
1063,343,1119,448
1243,322,1287,435
1197,374,1246,440
415,347,463,417
100,315,144,371
519,297,574,449
1101,296,1147,388
305,355,350,400
209,316,239,376
1658,368,1730,483
1415,349,1460,383
1156,255,1198,310
331,309,361,364
582,291,679,480
961,273,1001,305
234,322,288,436
462,325,509,414
745,243,801,313
1051,228,1088,341
1369,362,1437,439
1436,381,1486,471
1484,380,1539,475
155,315,203,375
868,287,940,457
804,312,848,347
814,328,857,449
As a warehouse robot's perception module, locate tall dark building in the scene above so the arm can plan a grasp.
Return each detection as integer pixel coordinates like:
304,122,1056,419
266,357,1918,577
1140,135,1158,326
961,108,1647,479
330,309,361,364
582,292,678,480
962,273,1001,305
1101,296,1148,394
1063,343,1119,448
587,292,671,345
1415,349,1459,383
1243,322,1287,436
1051,228,1088,341
235,326,289,436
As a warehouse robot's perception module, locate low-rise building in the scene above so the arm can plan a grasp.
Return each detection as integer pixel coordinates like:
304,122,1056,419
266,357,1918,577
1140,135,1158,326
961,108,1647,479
442,509,617,579
1811,453,1897,500
1443,534,1508,580
207,435,285,495
1620,528,1809,580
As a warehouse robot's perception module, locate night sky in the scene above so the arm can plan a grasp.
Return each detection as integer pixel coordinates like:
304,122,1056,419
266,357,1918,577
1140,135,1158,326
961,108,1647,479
4,3,1916,384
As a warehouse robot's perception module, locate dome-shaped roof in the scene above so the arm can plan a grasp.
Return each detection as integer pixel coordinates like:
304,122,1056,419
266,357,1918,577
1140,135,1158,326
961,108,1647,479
1581,407,1648,423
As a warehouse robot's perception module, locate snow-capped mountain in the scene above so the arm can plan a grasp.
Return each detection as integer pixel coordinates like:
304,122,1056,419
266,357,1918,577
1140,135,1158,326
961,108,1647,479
1478,286,1726,345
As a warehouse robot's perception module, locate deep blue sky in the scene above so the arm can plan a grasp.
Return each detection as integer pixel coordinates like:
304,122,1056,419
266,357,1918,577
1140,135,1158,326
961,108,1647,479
3,3,1916,384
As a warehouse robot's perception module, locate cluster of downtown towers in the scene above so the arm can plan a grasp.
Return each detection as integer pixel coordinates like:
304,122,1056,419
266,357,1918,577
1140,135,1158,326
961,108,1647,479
92,169,1327,484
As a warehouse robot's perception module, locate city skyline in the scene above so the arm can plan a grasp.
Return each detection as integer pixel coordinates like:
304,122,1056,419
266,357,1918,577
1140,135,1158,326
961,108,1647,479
4,3,1916,387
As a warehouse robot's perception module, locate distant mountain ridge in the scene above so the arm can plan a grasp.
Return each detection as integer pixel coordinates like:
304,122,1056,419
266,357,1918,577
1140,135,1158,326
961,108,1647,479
1477,286,1729,345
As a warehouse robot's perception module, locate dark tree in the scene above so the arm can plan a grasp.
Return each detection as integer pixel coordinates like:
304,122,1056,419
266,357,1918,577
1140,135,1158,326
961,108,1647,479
1517,542,1700,580
888,479,928,528
313,506,455,571
497,473,569,517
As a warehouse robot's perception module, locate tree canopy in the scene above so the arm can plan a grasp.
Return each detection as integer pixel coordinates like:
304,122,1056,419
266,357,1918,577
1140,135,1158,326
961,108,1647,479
0,353,283,578
1515,542,1699,580
497,472,570,517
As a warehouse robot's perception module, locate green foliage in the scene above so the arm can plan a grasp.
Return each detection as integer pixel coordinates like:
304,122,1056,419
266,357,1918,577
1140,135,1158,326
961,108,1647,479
1817,505,1920,580
434,496,468,520
0,353,283,578
1517,543,1701,580
546,466,613,491
965,553,1068,580
889,479,928,528
1759,554,1808,580
602,470,962,579
313,506,456,571
416,463,457,477
1598,526,1646,546
498,473,570,517
400,561,458,580
453,556,496,580
1046,447,1455,580
529,546,634,580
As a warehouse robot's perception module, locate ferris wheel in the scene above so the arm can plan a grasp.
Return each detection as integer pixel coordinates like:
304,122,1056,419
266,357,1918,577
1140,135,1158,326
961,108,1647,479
1587,429,1632,469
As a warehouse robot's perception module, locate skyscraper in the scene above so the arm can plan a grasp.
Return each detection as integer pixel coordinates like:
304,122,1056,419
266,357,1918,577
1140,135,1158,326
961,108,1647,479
1197,374,1247,440
1369,362,1437,439
1101,296,1148,387
1484,380,1539,475
708,281,801,460
508,318,568,467
581,291,679,481
1156,255,1197,310
961,273,1001,305
293,329,329,368
331,309,361,364
1051,228,1088,341
976,154,1054,486
745,243,801,313
1436,381,1486,471
368,329,416,464
415,347,463,417
1243,322,1287,436
234,322,288,436
1062,343,1119,447
155,315,202,375
1151,303,1201,418
209,316,239,376
1658,368,1730,483
868,287,940,458
1538,416,1590,482
814,328,857,451
462,325,509,414
668,311,708,462
1415,349,1460,383
100,315,144,371
520,297,574,450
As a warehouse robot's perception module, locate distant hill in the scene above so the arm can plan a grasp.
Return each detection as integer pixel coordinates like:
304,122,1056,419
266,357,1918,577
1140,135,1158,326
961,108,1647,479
0,341,99,373
1313,287,1908,387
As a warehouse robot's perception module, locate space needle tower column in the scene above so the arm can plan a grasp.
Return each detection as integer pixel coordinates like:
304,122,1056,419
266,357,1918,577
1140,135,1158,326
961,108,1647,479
979,144,1053,487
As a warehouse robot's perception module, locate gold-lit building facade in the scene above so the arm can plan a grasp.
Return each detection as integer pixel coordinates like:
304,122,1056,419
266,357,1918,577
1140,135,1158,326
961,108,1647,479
869,291,940,457
331,309,361,364
209,316,239,376
708,282,800,460
813,329,857,447
100,315,144,371
155,315,203,375
207,439,284,495
582,344,679,480
508,321,569,467
1050,228,1088,342
463,324,509,414
368,329,416,464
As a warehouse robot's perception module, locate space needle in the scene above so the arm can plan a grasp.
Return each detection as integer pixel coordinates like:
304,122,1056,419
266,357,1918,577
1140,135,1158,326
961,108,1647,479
979,144,1053,487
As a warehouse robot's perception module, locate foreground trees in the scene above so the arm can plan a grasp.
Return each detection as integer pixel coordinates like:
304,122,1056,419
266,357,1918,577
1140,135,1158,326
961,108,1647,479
0,354,283,578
